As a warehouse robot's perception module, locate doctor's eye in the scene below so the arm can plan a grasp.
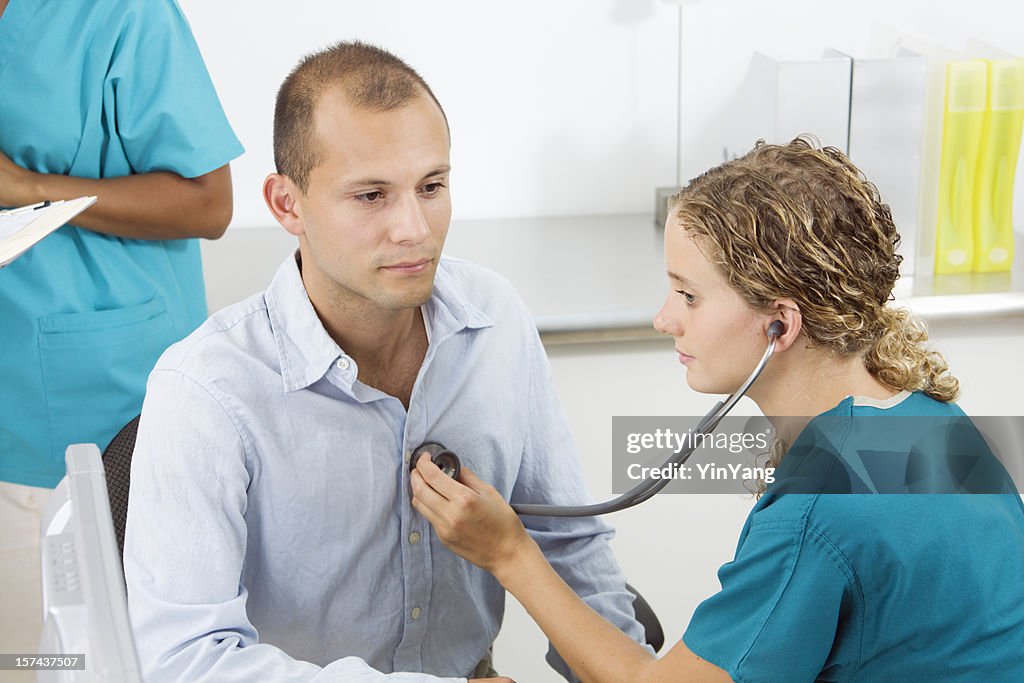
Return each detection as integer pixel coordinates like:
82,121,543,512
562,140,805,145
676,290,696,304
420,181,447,196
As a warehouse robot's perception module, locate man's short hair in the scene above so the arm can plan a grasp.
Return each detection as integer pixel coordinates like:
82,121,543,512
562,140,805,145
273,40,448,192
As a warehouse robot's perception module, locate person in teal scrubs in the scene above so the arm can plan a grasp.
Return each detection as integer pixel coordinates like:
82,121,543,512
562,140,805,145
410,138,1024,681
0,0,242,668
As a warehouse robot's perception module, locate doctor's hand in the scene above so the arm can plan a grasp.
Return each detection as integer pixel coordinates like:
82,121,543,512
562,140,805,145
411,455,537,578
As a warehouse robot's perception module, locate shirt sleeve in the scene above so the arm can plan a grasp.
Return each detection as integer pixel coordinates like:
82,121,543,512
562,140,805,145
124,369,464,683
682,516,859,683
107,0,244,178
510,330,652,681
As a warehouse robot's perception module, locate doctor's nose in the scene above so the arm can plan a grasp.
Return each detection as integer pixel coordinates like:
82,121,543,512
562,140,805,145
653,294,681,336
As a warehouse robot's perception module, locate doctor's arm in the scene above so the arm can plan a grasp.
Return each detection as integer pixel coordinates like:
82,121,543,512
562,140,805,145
0,150,233,240
488,333,652,679
411,462,731,683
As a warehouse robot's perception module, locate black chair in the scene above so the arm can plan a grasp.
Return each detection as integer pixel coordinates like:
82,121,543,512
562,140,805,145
99,415,664,652
627,583,664,652
101,414,140,561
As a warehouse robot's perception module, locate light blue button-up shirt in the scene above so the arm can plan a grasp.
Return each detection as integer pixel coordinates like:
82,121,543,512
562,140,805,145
124,253,646,682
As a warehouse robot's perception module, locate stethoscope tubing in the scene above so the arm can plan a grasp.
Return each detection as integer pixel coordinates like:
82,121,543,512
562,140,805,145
510,331,779,517
411,323,782,517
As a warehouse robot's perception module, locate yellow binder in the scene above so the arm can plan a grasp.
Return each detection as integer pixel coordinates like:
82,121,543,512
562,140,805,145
973,58,1024,273
934,60,987,274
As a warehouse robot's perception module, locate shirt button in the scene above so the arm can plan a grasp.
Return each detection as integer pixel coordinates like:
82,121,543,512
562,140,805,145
409,532,421,545
411,607,422,620
336,358,351,371
404,450,412,464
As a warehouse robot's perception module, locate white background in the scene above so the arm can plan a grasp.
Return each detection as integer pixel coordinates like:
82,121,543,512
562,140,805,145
675,0,1023,182
181,0,1024,233
179,0,679,226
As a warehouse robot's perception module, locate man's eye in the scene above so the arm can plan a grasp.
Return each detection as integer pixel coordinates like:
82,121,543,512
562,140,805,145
421,182,445,195
356,191,383,203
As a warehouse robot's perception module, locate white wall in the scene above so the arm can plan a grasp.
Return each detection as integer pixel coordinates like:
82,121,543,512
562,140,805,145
179,0,678,227
183,0,1024,240
674,0,1024,244
676,0,1024,180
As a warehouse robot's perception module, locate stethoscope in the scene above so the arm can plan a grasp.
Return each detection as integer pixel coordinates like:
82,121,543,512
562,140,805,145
410,321,784,517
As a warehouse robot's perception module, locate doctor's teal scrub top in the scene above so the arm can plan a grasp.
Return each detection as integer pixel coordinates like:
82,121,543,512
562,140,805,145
683,391,1024,682
0,0,244,487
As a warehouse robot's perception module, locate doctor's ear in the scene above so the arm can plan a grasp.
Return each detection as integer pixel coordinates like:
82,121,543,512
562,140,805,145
263,173,305,237
765,302,801,352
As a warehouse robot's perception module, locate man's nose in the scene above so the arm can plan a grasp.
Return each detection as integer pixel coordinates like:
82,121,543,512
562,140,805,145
390,193,432,244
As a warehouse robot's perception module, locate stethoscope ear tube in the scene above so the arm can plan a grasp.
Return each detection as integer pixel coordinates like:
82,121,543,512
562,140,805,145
411,328,781,517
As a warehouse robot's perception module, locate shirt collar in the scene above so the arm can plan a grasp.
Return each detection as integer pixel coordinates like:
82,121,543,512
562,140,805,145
265,253,493,393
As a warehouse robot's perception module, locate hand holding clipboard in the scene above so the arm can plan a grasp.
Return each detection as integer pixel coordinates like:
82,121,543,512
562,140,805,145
0,196,97,268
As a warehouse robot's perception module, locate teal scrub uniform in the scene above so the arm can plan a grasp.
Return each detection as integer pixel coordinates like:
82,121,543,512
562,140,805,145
0,0,244,487
683,391,1024,682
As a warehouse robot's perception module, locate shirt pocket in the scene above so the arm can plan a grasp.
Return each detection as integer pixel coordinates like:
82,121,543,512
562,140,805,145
37,296,175,461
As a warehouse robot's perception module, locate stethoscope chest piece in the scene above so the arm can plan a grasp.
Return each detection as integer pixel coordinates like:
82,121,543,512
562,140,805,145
410,442,462,480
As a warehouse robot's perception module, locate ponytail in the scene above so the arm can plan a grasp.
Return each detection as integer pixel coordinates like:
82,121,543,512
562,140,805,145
863,306,959,403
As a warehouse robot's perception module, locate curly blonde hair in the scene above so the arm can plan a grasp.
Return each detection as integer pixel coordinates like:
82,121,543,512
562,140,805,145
669,137,959,404
670,138,959,492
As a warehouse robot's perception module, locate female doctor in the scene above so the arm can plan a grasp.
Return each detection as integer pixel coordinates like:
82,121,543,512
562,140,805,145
411,139,1024,682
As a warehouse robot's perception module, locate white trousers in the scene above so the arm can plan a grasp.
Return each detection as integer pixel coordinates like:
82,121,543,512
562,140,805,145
0,481,50,683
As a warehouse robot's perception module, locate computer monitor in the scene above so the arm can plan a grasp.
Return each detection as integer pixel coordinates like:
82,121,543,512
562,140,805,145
38,444,142,683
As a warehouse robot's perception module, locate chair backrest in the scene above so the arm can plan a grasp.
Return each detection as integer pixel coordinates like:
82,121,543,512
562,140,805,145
626,583,665,653
101,415,140,561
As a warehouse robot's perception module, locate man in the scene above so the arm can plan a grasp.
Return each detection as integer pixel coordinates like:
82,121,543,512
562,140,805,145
0,0,241,672
124,41,646,682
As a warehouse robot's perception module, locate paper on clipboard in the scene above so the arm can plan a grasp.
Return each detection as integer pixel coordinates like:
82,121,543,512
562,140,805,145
0,196,97,268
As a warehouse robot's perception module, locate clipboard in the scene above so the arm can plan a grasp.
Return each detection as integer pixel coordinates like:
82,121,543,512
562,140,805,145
0,196,97,268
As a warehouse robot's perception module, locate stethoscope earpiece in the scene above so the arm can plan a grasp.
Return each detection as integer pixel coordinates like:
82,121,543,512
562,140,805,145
409,442,461,480
768,320,785,339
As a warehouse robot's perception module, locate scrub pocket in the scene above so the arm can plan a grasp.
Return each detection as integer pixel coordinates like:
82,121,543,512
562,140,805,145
38,296,175,462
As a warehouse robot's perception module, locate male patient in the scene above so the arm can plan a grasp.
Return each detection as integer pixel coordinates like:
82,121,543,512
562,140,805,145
123,41,646,682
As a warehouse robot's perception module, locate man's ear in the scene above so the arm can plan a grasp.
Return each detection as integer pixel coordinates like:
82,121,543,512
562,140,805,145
263,173,305,237
766,299,802,353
